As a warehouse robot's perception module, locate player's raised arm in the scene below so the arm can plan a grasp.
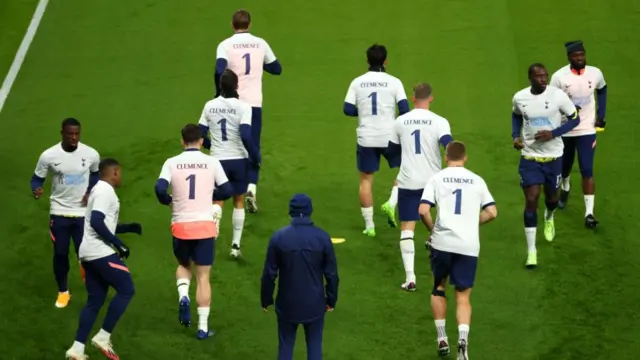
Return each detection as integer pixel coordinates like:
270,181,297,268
479,180,497,224
31,152,48,198
343,81,358,117
419,178,437,232
211,158,233,202
197,105,212,150
89,190,125,249
260,233,279,309
154,160,173,205
595,70,608,127
549,92,580,138
395,80,410,115
214,42,229,97
262,40,282,75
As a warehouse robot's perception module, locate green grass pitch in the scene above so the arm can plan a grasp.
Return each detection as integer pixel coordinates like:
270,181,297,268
1,0,640,359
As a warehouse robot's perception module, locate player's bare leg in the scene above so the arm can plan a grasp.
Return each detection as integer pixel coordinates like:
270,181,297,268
359,172,376,237
230,196,245,258
523,185,541,268
176,264,192,327
195,265,215,339
382,179,399,228
399,220,416,291
455,289,472,360
431,278,450,356
543,183,558,242
582,177,598,228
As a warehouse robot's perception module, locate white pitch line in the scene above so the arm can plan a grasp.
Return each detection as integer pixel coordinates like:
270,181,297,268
0,0,50,113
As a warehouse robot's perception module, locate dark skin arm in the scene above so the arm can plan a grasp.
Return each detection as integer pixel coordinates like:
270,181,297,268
534,130,553,141
513,137,524,150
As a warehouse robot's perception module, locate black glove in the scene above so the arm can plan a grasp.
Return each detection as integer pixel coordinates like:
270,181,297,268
595,116,606,128
116,242,130,259
129,223,142,235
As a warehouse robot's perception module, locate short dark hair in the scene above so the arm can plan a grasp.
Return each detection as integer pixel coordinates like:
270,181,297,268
232,9,251,30
61,117,81,130
99,158,119,173
182,124,201,144
413,83,433,100
366,44,387,67
220,69,239,95
446,141,466,161
528,63,546,77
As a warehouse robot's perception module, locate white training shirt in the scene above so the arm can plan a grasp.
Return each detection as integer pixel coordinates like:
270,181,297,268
79,180,119,261
550,65,606,137
198,96,252,160
344,71,407,147
421,166,495,257
158,150,229,225
216,32,277,107
390,109,451,190
33,142,100,217
512,86,577,158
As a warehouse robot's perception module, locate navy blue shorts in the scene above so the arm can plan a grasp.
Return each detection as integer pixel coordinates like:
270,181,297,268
217,159,249,197
518,156,562,189
50,215,84,255
356,144,400,173
82,254,134,295
430,249,478,290
562,134,597,178
398,188,423,221
173,237,215,266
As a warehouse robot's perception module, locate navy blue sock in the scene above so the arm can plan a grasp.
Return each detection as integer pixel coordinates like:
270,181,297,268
75,294,106,343
524,209,537,228
54,254,70,292
102,291,134,333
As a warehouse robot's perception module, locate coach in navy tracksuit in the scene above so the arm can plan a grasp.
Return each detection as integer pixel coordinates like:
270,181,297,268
261,194,339,360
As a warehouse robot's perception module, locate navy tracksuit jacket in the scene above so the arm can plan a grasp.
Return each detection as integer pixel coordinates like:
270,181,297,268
261,194,339,360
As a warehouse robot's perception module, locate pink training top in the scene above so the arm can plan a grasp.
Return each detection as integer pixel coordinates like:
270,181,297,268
550,65,606,137
158,150,229,240
216,32,277,107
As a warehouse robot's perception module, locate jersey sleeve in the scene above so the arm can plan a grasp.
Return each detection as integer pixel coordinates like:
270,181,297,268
549,71,561,89
479,180,495,208
263,40,277,64
90,149,100,172
596,69,606,89
212,158,229,186
240,104,252,125
420,177,437,206
216,41,228,60
511,95,521,115
34,152,49,178
344,80,357,105
394,80,408,102
198,104,209,126
389,120,400,144
437,119,452,139
557,91,578,116
91,187,112,214
158,160,172,183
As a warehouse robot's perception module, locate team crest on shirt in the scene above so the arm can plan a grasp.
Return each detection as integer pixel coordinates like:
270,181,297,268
588,81,592,89
544,101,549,109
81,158,86,167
